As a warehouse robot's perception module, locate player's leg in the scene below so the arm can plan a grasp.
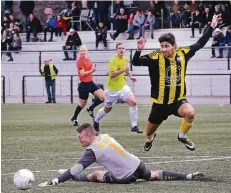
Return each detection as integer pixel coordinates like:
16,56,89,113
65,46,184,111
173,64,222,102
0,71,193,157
87,171,108,182
71,83,89,126
87,83,104,118
123,89,142,133
93,89,118,132
144,103,168,151
150,170,204,181
175,100,196,151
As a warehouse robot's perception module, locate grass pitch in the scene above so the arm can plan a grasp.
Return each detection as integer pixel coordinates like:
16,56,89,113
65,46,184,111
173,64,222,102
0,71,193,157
1,104,231,193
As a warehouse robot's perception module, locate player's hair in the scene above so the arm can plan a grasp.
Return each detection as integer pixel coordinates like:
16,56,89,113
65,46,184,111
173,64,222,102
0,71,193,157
77,123,96,135
116,42,124,49
158,33,176,46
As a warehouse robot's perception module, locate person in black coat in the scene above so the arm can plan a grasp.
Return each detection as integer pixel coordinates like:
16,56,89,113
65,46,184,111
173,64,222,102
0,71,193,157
70,1,81,31
20,1,34,31
95,22,107,49
63,28,82,60
26,13,42,42
190,9,203,38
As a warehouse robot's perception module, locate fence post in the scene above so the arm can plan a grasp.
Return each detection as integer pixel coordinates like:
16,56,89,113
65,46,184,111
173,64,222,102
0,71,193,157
22,76,25,104
130,49,133,71
39,51,41,69
2,76,5,104
70,76,73,104
228,55,230,70
230,75,231,104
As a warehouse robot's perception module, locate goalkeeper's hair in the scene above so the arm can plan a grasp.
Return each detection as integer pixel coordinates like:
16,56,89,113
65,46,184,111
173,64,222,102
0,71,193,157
77,123,96,135
158,33,176,45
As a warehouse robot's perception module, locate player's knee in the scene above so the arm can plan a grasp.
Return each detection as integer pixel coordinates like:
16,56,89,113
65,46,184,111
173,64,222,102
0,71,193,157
184,110,195,120
104,106,112,113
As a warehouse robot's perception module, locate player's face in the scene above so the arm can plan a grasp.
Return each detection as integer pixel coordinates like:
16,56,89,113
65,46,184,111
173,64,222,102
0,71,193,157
117,45,125,57
78,131,92,147
79,47,87,57
160,42,175,57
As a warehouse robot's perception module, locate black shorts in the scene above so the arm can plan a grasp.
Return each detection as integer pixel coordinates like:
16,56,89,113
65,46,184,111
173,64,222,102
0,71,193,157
78,82,100,100
148,99,188,124
103,161,151,184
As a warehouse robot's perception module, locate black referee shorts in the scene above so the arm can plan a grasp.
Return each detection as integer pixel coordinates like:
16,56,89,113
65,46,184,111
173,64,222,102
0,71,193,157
103,161,151,184
78,81,101,100
148,99,188,124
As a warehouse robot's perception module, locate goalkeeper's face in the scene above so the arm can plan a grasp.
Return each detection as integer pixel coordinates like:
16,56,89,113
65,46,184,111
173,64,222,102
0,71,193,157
78,131,94,147
160,42,175,58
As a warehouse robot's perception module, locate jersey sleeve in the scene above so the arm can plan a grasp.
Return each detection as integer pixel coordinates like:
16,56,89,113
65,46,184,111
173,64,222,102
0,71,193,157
132,50,159,67
185,25,214,60
57,149,96,183
77,58,84,70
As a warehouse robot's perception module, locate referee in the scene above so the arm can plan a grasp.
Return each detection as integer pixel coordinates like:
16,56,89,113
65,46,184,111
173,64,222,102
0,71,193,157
132,15,221,151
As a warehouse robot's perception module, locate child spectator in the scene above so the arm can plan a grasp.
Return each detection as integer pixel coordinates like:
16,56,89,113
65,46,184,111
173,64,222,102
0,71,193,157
7,33,22,61
133,10,145,39
127,12,134,40
95,22,107,50
56,15,65,40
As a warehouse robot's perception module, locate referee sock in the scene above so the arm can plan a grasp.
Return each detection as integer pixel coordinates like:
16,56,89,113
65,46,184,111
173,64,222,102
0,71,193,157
72,105,83,120
95,107,107,123
129,106,138,128
159,171,187,181
89,98,103,111
179,118,194,138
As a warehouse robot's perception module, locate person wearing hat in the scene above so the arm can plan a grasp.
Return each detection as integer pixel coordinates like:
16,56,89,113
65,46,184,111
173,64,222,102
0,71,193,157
132,15,221,152
62,28,82,60
40,59,59,103
211,28,225,58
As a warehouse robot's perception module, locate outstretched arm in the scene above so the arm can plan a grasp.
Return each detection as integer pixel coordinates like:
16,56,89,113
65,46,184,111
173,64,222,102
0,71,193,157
38,150,96,187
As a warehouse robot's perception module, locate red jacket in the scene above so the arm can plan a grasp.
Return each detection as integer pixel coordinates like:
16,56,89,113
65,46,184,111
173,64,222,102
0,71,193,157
56,18,67,36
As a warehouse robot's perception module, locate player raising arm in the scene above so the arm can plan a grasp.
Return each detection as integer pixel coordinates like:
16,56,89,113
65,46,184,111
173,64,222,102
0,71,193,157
132,15,221,151
39,123,204,187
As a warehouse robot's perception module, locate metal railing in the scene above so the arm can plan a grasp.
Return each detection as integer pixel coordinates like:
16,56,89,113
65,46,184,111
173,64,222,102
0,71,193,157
1,76,5,104
2,47,231,71
22,73,231,104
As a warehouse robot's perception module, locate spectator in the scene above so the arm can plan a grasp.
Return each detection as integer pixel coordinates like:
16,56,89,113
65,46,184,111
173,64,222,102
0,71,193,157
144,10,155,39
211,28,225,58
4,0,13,15
2,15,10,30
70,1,81,31
190,9,203,38
111,0,125,30
188,0,198,13
110,7,127,40
63,28,82,61
42,14,57,42
40,59,58,104
26,13,42,42
6,33,22,62
201,7,213,34
56,15,65,40
95,22,107,50
170,0,183,28
133,10,145,39
9,14,23,32
127,12,134,40
182,4,191,27
223,3,231,26
97,1,111,28
20,1,35,31
2,23,18,46
224,25,231,58
213,5,225,29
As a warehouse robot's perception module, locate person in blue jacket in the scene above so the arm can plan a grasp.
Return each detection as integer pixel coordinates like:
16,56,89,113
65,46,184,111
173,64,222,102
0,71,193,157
42,14,57,42
211,28,225,58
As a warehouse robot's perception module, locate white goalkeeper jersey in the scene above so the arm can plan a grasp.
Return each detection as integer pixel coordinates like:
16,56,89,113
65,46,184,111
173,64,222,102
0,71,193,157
87,134,140,179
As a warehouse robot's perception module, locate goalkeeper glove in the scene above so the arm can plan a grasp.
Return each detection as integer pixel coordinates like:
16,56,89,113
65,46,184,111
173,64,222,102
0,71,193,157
38,178,59,187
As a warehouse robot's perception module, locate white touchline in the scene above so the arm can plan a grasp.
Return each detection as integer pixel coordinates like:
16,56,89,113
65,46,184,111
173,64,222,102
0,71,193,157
1,156,231,176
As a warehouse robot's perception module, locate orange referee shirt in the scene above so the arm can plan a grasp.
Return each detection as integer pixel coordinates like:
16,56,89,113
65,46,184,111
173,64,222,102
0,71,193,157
76,56,93,82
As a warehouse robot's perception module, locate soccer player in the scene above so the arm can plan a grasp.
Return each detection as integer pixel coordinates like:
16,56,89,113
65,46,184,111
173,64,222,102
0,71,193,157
71,45,104,126
132,15,221,151
93,43,142,133
39,123,204,187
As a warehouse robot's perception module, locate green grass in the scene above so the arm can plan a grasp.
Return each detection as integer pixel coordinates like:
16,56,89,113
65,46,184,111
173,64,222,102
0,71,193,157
1,104,231,193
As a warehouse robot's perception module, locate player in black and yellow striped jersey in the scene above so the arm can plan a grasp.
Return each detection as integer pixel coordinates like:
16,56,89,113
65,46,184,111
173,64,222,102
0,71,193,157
132,15,221,152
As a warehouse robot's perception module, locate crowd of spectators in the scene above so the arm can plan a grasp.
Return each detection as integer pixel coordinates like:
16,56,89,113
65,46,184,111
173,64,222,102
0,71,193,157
1,0,231,61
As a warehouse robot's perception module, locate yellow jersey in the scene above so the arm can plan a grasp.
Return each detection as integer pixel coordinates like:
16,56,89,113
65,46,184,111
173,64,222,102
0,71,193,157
106,55,128,91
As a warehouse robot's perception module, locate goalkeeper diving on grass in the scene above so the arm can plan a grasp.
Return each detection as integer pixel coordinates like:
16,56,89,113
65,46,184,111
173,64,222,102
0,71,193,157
39,123,204,187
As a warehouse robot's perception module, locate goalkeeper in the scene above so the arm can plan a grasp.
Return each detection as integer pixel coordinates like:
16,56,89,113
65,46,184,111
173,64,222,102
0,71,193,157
39,123,204,187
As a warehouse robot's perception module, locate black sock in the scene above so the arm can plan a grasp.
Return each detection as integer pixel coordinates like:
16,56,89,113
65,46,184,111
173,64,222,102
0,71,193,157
88,98,103,111
72,174,89,181
161,171,187,181
72,105,83,120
